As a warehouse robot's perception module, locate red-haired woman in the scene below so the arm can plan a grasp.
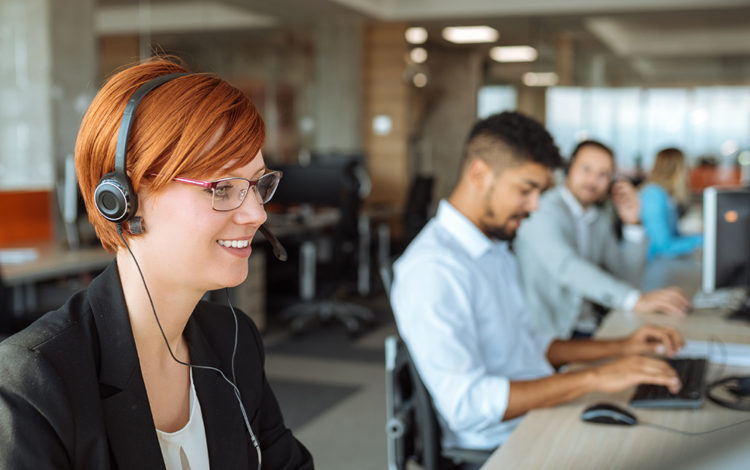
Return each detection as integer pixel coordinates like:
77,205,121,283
0,59,314,469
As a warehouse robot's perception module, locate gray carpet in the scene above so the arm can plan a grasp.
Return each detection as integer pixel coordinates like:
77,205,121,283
265,294,392,364
268,378,361,430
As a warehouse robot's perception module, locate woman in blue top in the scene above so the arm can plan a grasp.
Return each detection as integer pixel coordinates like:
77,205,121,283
639,147,703,261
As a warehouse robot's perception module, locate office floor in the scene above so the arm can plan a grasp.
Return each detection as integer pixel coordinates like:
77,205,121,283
261,293,396,470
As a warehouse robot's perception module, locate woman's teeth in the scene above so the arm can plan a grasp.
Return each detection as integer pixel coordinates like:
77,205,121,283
217,239,250,248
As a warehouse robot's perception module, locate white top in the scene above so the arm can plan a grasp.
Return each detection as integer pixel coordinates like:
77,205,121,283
156,369,210,470
391,200,555,450
559,186,641,330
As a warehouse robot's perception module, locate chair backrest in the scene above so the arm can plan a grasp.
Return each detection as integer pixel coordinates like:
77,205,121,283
385,335,456,470
403,175,434,245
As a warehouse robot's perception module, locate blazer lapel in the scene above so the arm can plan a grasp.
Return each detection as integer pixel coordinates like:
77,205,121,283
90,262,166,470
185,316,251,469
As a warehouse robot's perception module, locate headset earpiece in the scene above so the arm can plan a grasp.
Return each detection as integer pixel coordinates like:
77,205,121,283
93,72,188,226
94,171,138,223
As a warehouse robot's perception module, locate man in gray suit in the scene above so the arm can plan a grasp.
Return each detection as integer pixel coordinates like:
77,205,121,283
515,140,689,339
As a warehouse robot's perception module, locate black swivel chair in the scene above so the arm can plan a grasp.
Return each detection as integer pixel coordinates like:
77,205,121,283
271,159,375,335
402,175,434,247
385,335,493,470
381,264,492,470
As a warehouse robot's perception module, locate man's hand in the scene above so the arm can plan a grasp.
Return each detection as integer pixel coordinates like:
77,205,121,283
592,355,682,395
620,325,684,357
634,287,689,316
611,180,640,225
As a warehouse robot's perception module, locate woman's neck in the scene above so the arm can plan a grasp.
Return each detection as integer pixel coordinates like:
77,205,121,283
116,250,203,365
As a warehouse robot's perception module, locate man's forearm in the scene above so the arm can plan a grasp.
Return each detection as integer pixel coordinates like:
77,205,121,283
546,338,624,367
505,369,597,420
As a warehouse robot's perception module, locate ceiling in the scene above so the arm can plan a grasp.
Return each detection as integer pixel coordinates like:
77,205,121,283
95,0,750,86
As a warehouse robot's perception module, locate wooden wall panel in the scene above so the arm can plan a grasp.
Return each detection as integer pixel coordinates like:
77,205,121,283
363,22,410,207
99,35,140,83
0,191,53,246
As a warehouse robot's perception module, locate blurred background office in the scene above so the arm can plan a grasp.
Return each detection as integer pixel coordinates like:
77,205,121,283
1,1,750,468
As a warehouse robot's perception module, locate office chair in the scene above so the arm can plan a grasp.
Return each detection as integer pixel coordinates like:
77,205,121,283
274,159,375,336
382,262,490,469
402,175,434,247
385,335,493,470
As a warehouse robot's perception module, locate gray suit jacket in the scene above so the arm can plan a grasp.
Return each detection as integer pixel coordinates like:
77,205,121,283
515,186,647,339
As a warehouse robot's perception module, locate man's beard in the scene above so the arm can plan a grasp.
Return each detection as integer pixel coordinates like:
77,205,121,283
480,184,529,241
481,206,529,242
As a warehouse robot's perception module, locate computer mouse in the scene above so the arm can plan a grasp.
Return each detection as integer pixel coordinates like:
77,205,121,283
581,402,638,426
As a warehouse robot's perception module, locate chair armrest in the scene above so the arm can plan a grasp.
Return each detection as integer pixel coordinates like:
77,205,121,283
443,447,494,464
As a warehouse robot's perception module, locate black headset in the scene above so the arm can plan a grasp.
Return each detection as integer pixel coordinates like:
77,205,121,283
93,73,189,226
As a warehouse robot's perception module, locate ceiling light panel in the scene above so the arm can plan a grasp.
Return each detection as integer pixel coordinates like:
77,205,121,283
442,26,499,44
490,45,538,62
523,72,559,87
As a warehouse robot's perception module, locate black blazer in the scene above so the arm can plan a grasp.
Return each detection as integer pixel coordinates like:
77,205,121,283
0,262,313,469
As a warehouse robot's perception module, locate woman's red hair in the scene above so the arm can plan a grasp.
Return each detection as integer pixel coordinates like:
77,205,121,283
75,58,265,253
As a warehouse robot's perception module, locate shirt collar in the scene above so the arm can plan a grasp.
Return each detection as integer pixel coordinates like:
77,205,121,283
559,185,598,223
435,199,496,259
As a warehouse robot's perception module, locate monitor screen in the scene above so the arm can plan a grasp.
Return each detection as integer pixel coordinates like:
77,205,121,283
702,187,750,292
272,159,361,207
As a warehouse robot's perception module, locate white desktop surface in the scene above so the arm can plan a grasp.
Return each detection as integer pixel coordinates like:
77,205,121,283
0,242,112,286
481,308,750,470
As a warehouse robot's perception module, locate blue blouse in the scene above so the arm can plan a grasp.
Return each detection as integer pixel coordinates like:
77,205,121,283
639,183,703,261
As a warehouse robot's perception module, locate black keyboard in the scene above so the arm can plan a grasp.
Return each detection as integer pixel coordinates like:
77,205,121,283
630,358,708,409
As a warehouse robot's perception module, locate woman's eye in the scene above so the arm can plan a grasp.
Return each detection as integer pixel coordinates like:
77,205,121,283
214,183,233,198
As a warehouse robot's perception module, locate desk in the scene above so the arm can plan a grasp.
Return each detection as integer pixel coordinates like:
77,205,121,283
1,243,113,319
482,309,750,470
1,243,112,286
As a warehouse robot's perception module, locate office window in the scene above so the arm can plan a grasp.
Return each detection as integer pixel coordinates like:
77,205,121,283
691,88,750,162
547,88,640,164
477,86,517,118
546,86,750,170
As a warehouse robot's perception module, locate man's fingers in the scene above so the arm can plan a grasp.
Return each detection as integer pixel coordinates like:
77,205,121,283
652,298,687,316
645,328,681,355
634,358,682,393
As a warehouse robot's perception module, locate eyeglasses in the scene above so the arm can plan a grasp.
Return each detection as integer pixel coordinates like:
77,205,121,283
170,170,282,211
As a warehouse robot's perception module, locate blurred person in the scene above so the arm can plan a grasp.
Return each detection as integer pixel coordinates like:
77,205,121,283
639,147,703,261
390,113,684,460
0,58,313,469
515,140,689,340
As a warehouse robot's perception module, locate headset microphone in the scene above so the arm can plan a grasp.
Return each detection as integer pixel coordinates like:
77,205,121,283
128,216,145,235
258,225,288,262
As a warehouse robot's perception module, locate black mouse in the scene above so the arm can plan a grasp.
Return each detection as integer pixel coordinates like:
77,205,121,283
581,402,638,426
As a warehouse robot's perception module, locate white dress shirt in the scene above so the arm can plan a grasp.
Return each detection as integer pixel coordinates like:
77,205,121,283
559,187,642,332
391,200,555,450
156,369,210,470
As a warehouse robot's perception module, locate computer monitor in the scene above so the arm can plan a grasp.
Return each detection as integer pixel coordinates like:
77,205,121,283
702,187,750,293
272,160,360,207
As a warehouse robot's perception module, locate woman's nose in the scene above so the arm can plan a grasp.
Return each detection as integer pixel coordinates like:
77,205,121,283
233,193,267,226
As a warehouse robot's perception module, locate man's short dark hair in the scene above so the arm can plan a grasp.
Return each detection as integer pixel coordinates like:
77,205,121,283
568,139,615,171
462,111,563,172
